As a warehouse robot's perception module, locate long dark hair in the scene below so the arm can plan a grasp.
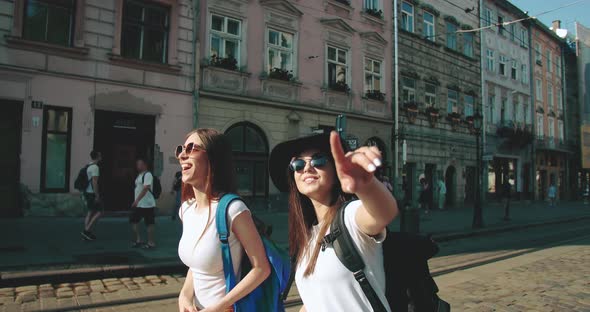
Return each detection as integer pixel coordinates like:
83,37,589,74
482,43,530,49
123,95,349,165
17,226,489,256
180,128,237,206
287,151,350,277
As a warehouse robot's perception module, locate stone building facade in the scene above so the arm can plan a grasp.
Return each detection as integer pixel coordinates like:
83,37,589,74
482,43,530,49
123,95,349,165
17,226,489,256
395,0,481,209
481,0,533,201
0,0,197,217
196,0,394,210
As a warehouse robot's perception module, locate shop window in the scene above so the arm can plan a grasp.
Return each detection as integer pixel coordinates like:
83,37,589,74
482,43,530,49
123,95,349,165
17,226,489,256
41,106,72,192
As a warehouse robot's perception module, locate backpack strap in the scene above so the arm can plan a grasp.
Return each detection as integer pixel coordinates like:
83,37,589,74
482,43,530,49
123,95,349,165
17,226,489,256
325,202,388,312
141,172,154,196
215,193,242,302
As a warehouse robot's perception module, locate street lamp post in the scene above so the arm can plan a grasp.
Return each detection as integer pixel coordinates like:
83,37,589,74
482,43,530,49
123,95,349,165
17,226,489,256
472,111,484,229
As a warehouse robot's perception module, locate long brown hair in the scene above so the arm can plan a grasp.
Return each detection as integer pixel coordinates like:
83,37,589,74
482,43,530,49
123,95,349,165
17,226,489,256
180,128,237,214
287,152,349,277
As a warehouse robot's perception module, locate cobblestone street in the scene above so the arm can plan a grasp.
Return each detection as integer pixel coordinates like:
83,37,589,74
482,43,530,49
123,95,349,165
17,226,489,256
436,236,590,311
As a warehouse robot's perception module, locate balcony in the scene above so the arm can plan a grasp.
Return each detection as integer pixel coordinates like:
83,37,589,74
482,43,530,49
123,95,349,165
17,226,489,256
496,120,515,137
535,137,575,152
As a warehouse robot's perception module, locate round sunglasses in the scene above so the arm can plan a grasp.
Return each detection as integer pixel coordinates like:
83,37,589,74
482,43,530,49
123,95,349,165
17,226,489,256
289,154,328,172
175,142,205,158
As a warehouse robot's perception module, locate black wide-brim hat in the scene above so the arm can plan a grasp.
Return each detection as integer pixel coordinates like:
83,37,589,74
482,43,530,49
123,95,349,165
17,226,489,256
269,133,334,193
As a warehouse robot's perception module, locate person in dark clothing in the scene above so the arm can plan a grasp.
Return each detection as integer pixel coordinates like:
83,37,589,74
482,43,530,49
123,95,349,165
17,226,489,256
171,170,182,220
502,179,511,221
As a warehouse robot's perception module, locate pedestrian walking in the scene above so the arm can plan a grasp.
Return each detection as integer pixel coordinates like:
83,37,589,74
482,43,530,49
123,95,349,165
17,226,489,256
176,129,270,312
130,158,157,249
548,183,557,207
171,170,182,220
437,178,446,210
381,174,394,193
80,151,102,241
502,179,511,221
268,131,398,312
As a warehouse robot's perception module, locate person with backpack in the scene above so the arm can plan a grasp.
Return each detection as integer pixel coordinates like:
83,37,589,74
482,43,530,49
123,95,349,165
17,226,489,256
79,150,102,241
269,131,398,312
176,129,272,312
130,157,158,249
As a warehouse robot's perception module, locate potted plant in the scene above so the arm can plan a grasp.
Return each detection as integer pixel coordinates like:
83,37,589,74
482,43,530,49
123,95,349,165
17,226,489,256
211,55,238,71
366,90,385,101
365,8,383,19
424,106,440,127
447,112,462,130
404,102,419,124
329,80,350,93
268,68,293,81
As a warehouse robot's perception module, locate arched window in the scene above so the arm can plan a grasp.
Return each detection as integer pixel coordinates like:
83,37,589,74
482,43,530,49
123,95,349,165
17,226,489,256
225,123,269,199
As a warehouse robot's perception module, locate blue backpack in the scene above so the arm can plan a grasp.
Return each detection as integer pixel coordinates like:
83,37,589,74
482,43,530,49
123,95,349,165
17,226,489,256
215,194,291,312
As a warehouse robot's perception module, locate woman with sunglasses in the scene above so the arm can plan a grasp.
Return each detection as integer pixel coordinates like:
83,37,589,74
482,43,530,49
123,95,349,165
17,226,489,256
176,129,270,312
269,132,398,312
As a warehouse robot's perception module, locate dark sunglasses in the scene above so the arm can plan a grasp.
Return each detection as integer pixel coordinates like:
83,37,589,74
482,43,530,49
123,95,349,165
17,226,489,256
289,154,328,172
175,142,205,158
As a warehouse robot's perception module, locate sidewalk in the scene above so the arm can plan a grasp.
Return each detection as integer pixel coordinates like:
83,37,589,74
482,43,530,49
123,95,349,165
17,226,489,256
1,201,588,282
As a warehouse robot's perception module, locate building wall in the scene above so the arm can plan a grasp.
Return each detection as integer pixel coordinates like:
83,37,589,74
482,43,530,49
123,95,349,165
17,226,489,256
395,0,482,208
482,0,532,199
0,0,197,216
198,0,394,203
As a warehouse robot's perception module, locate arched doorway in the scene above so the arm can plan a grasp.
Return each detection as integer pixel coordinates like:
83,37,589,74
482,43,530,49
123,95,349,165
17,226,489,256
225,123,269,204
445,166,456,208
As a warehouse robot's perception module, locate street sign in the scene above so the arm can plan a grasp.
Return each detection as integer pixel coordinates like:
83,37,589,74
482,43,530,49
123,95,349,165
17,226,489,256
346,137,358,150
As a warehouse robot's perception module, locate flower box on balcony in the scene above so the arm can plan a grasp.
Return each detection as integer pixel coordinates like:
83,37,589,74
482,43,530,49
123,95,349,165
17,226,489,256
365,90,385,101
404,102,420,123
446,112,462,130
329,81,351,93
424,106,440,127
364,8,383,19
210,55,238,71
268,68,294,82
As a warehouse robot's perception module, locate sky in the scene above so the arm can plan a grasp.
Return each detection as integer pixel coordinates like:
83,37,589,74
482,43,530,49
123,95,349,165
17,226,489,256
510,0,590,35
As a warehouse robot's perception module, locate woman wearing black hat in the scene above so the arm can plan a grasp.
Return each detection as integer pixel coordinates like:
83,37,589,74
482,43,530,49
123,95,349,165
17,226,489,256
269,131,398,312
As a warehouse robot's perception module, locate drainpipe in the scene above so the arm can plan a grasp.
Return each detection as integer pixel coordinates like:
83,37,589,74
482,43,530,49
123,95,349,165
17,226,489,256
479,0,485,203
192,0,200,128
528,21,536,200
393,0,400,196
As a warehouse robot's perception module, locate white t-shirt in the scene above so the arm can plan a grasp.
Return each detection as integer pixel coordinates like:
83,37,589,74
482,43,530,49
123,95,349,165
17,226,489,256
178,199,249,309
295,200,390,312
134,171,156,208
86,163,99,194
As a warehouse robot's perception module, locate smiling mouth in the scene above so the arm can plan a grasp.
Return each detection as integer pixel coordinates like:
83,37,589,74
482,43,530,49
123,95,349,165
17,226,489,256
181,164,193,171
303,177,318,184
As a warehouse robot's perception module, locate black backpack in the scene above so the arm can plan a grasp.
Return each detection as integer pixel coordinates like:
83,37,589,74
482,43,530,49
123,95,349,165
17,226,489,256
322,202,450,312
74,165,91,192
142,172,162,199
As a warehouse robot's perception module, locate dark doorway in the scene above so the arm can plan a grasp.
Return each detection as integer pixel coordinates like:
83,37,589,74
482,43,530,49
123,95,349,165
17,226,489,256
537,170,547,201
445,166,456,208
0,100,23,217
94,110,155,212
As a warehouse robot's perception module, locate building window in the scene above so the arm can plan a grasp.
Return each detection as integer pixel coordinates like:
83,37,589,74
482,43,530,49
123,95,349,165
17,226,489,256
556,56,561,77
534,43,542,65
548,117,555,138
446,23,457,50
464,95,474,117
497,15,504,35
327,46,349,90
364,0,379,10
548,83,553,109
499,55,508,76
425,82,437,107
510,23,515,41
520,27,527,47
463,33,473,57
225,123,269,199
23,0,75,46
267,28,294,76
558,120,564,142
488,94,495,124
515,100,522,121
423,11,435,41
483,7,493,27
546,49,552,73
121,0,170,63
537,113,544,138
535,79,543,102
557,88,563,111
41,106,72,192
447,89,458,113
210,14,242,67
521,64,528,84
501,98,509,122
401,2,414,32
486,49,495,72
402,77,416,103
364,58,383,96
511,60,518,80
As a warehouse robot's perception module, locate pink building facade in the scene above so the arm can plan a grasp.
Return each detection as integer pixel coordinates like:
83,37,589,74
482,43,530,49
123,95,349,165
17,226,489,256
197,0,393,206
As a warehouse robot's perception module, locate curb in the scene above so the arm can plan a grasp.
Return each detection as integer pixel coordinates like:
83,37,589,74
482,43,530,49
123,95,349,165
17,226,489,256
431,214,590,242
2,214,589,287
